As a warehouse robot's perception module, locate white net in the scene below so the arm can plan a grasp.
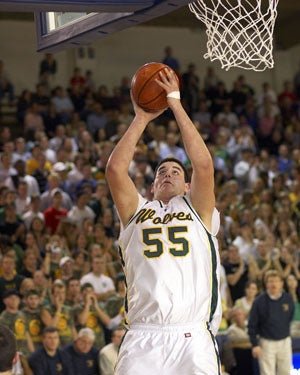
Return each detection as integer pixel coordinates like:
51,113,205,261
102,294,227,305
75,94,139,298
189,0,279,71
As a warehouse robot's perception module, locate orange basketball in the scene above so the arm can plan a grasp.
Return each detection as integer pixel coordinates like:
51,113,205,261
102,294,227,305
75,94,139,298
131,62,177,112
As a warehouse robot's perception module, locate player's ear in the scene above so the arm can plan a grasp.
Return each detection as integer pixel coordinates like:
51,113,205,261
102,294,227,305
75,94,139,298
150,182,155,194
184,182,191,193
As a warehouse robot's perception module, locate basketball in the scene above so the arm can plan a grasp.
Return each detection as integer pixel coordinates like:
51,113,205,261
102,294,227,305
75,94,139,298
131,62,177,112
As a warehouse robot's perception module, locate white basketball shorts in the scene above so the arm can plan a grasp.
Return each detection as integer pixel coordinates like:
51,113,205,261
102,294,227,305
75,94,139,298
114,322,221,375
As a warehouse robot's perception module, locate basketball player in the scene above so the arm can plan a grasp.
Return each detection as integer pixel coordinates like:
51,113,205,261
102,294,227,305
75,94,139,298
106,68,222,374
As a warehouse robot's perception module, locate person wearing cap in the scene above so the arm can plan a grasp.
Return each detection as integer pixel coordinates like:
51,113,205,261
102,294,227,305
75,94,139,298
99,326,126,375
43,188,68,234
62,328,100,375
0,325,17,374
0,289,34,356
21,290,45,348
28,326,73,375
52,162,74,201
59,256,74,282
41,281,77,347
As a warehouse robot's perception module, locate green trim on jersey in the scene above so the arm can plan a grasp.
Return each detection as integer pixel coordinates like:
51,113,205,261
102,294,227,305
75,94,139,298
182,196,219,323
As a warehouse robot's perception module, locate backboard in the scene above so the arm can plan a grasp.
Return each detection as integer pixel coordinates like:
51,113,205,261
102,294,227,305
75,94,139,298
32,0,191,52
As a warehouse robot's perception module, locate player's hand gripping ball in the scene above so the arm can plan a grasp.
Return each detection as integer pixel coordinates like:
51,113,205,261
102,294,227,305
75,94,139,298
131,62,179,112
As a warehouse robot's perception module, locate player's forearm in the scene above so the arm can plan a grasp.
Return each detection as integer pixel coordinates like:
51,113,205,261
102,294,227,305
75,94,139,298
170,101,213,171
106,116,147,172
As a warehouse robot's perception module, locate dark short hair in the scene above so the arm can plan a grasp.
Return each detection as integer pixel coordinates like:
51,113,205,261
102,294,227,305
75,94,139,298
25,289,40,298
0,325,17,372
81,282,94,292
154,157,189,183
42,326,59,336
66,276,80,288
2,288,20,299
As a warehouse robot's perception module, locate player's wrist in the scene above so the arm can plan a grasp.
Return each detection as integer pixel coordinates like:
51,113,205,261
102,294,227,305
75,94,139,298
167,91,181,99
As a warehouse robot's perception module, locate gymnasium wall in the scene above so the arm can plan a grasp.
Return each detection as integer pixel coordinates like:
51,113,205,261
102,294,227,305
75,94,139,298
0,19,299,96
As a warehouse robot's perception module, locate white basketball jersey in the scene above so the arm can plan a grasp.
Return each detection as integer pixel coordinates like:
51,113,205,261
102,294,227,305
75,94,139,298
119,193,222,333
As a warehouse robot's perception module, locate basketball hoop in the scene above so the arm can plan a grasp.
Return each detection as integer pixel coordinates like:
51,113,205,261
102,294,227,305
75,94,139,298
189,0,279,71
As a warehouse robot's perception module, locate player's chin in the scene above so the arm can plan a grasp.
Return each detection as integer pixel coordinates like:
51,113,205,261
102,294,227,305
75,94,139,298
161,182,173,189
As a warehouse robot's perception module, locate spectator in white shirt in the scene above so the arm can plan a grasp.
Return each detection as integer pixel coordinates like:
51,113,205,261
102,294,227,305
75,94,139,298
80,256,116,302
67,190,95,228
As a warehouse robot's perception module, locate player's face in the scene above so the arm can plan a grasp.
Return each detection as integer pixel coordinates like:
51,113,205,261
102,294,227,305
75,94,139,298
75,336,94,354
152,162,189,202
43,332,60,351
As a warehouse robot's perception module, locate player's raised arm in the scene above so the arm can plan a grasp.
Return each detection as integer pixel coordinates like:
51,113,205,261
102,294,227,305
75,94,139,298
105,98,164,227
156,69,215,230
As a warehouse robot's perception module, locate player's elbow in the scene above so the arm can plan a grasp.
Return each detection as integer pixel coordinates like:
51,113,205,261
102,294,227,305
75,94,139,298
195,159,214,179
202,154,214,170
193,154,214,173
105,159,119,181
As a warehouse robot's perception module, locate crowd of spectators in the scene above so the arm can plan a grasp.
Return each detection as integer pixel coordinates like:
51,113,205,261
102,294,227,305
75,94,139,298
0,50,300,374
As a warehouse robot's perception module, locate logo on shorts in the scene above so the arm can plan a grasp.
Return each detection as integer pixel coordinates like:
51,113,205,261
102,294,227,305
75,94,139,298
184,333,191,338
